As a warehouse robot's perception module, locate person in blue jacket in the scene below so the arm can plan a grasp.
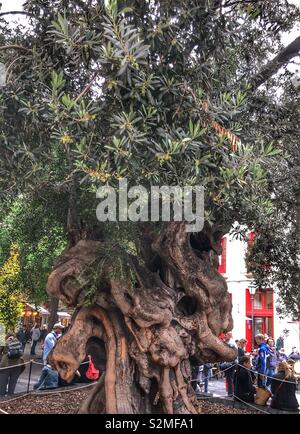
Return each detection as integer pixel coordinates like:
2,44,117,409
42,323,63,365
266,337,278,386
33,361,58,390
255,333,271,388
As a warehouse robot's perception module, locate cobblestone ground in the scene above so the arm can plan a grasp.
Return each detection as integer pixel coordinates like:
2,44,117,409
14,342,44,393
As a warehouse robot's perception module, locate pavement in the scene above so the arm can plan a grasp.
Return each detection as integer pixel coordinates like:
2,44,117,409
14,342,44,394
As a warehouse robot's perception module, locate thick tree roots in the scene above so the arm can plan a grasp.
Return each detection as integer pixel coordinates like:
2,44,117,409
47,222,237,414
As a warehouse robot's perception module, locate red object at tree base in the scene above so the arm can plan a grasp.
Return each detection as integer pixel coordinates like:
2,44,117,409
86,355,100,380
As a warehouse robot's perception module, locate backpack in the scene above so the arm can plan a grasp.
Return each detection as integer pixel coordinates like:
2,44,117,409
86,355,100,381
7,339,23,359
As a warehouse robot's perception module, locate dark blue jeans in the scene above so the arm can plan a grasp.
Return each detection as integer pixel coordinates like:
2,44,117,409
30,340,38,355
0,367,22,395
203,366,212,393
225,366,235,396
266,368,275,386
258,373,267,388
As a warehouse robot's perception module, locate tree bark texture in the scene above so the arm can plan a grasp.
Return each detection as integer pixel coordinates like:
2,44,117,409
47,297,59,333
47,221,237,414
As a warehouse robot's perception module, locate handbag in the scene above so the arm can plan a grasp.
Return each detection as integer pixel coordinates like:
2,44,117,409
86,355,100,381
255,387,272,405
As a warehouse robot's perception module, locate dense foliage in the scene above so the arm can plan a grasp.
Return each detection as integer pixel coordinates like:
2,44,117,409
0,0,299,316
0,244,23,331
0,194,67,304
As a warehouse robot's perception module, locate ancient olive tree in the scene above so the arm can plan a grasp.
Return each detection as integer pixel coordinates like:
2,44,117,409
0,0,299,413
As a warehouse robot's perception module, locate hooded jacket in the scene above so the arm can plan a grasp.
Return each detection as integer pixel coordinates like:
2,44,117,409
257,342,271,375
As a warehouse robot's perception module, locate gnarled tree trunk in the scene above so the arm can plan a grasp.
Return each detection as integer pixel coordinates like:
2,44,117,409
46,221,237,414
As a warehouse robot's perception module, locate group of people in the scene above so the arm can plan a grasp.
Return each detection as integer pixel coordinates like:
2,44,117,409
34,326,102,391
16,323,51,356
222,332,299,413
0,322,101,396
191,331,299,413
0,323,63,396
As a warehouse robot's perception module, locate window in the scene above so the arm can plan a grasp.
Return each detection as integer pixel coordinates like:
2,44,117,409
254,318,264,336
265,317,273,338
266,291,273,309
254,292,263,309
246,289,273,312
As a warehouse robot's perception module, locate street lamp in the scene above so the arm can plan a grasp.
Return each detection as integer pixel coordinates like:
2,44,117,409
248,283,256,351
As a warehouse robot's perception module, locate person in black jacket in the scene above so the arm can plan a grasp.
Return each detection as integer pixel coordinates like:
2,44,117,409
234,355,256,403
237,339,247,362
271,361,299,413
221,332,238,396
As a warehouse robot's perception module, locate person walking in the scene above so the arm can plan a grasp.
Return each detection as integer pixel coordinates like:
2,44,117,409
16,326,27,352
255,334,271,388
0,334,26,396
221,332,237,397
202,363,212,393
266,337,278,387
30,324,41,356
43,323,63,364
237,339,247,363
39,324,48,347
234,355,256,403
191,363,200,393
276,335,284,352
271,361,299,413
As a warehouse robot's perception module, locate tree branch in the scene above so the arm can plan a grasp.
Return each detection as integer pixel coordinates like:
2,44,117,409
251,36,300,90
0,45,32,53
74,72,99,103
0,11,35,18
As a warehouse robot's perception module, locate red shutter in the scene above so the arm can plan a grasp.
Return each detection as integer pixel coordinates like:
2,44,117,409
218,237,227,274
247,231,256,250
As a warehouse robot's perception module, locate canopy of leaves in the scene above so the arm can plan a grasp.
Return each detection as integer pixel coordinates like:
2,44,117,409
0,0,299,316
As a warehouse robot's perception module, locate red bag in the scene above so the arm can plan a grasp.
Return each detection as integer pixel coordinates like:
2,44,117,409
86,355,100,380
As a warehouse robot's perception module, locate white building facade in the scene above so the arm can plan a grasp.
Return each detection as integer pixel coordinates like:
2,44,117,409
219,232,300,355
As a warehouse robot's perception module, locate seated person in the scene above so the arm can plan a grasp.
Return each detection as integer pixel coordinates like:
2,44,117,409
271,361,299,413
234,355,256,403
33,362,58,390
288,347,300,361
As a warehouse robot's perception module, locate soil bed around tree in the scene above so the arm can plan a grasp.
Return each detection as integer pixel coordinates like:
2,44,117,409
0,388,260,414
